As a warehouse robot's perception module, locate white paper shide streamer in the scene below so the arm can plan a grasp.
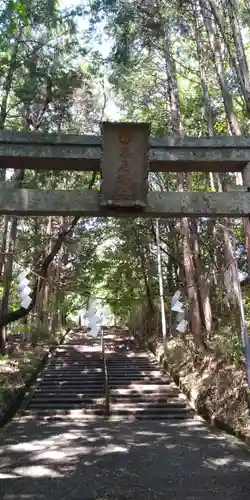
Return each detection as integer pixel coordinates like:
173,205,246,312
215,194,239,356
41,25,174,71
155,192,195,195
171,300,184,313
176,320,188,333
171,290,188,333
176,311,185,322
86,304,103,337
17,269,32,309
171,290,181,306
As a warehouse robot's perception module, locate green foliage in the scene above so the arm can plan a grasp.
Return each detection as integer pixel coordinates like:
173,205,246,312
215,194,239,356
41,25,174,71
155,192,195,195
0,0,249,373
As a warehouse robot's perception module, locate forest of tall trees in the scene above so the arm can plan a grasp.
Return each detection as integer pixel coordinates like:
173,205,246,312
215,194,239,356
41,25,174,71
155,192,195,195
0,0,250,434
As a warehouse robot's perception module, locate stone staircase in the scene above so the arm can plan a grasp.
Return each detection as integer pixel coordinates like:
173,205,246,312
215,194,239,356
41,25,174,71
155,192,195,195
25,330,106,416
24,329,193,421
105,331,192,420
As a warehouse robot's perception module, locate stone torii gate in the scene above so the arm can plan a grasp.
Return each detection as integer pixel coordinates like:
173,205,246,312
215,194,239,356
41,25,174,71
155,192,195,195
0,121,250,217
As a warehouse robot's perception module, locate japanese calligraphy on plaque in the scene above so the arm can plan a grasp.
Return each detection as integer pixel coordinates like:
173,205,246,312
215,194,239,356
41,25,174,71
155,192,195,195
100,122,149,208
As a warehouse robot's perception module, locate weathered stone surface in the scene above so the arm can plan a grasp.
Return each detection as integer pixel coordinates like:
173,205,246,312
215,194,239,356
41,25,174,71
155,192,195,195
222,182,247,192
242,162,250,187
0,188,249,217
0,129,250,172
145,191,250,217
100,122,149,207
0,146,100,172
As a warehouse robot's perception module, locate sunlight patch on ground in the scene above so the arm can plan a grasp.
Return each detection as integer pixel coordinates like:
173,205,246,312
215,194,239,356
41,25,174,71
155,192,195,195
12,465,62,478
35,445,92,462
241,459,250,466
97,444,128,456
7,430,86,454
0,473,17,478
204,457,234,469
35,450,66,461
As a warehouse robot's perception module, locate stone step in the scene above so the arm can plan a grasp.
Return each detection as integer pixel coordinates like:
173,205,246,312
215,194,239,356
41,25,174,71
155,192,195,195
108,382,172,388
27,404,105,413
34,396,105,402
106,370,164,375
108,365,158,368
106,356,157,361
110,405,188,415
54,361,102,364
110,402,186,410
107,371,161,375
44,368,103,372
41,374,103,379
25,406,188,416
33,393,183,404
106,361,158,365
37,386,105,392
53,357,102,362
23,409,107,419
32,391,104,398
55,349,101,353
109,396,185,404
106,360,155,364
33,393,104,402
37,387,104,393
24,409,189,420
48,367,103,371
37,384,104,391
51,360,103,364
107,374,170,378
50,363,103,367
44,367,103,371
106,374,171,384
132,412,191,421
39,381,104,386
107,367,161,372
52,362,102,365
55,349,101,352
48,368,103,372
46,365,103,369
108,379,169,384
42,375,104,381
109,392,181,400
42,374,104,379
49,369,103,373
108,368,160,372
35,386,105,392
49,363,103,372
29,397,105,406
38,379,104,384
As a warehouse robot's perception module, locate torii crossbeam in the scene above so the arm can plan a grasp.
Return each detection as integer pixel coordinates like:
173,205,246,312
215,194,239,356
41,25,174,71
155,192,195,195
0,121,249,217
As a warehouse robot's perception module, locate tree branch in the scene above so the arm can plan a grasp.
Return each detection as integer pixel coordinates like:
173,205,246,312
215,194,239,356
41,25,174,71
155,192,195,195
0,172,97,327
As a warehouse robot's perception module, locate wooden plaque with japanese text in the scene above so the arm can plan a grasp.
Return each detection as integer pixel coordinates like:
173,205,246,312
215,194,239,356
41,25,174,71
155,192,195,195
100,122,149,208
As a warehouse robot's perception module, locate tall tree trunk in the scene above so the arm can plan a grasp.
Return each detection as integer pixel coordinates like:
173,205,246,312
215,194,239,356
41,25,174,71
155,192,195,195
199,0,242,135
0,27,23,129
0,170,24,354
194,9,216,196
0,218,9,279
163,23,204,348
155,219,167,345
134,228,155,316
206,0,250,116
42,216,53,329
0,220,18,354
190,218,212,338
194,7,247,312
0,27,23,350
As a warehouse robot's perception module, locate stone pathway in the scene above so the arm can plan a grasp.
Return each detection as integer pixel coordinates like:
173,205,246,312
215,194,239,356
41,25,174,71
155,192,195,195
1,328,250,499
0,413,250,499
